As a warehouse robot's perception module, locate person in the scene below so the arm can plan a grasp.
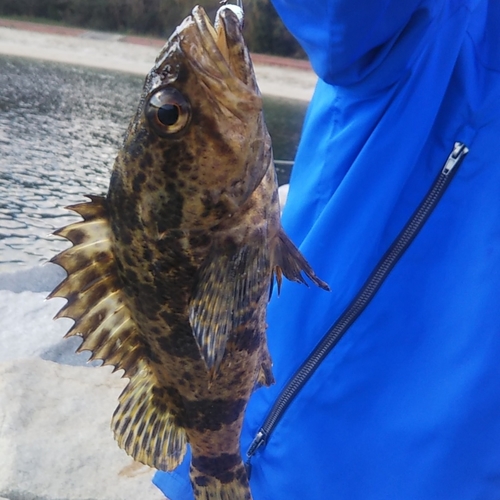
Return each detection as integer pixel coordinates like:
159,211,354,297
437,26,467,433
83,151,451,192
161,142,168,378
154,0,500,498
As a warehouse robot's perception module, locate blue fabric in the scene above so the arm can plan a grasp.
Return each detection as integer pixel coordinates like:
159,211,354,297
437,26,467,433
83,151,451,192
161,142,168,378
155,0,500,498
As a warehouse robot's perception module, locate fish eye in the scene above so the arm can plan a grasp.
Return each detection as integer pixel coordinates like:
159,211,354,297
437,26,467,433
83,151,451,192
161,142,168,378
145,87,190,136
158,104,179,126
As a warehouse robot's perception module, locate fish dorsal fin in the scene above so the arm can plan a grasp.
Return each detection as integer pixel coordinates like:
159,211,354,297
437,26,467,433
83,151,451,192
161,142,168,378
112,363,187,471
50,196,187,470
271,228,330,294
49,196,144,377
189,237,270,373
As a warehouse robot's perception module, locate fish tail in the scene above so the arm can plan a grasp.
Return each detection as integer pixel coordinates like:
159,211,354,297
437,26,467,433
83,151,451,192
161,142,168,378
190,456,252,500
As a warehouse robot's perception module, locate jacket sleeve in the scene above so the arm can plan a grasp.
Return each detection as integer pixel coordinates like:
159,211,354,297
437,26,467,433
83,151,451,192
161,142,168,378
271,0,438,86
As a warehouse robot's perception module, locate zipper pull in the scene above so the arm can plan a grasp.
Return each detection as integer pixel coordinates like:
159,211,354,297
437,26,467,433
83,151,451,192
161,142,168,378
246,429,267,459
245,430,267,480
442,142,469,175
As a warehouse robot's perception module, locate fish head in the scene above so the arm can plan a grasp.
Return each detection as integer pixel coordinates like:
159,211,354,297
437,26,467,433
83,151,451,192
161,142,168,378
111,4,272,231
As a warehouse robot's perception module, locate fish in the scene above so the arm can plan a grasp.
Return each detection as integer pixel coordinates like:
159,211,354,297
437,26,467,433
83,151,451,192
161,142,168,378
49,4,328,500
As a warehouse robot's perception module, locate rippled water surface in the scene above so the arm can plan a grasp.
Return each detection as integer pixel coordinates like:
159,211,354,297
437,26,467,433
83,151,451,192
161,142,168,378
0,56,307,272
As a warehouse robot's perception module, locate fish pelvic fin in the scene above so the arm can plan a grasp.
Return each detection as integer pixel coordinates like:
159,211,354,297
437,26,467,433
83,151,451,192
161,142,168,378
189,239,269,374
190,456,252,500
271,228,330,294
112,364,187,471
256,347,275,388
49,196,144,377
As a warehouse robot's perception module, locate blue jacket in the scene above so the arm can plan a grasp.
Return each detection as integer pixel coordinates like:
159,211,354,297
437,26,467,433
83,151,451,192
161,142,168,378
155,1,500,498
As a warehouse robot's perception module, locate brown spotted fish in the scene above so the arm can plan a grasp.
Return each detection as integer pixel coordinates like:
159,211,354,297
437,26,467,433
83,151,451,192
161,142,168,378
49,4,328,500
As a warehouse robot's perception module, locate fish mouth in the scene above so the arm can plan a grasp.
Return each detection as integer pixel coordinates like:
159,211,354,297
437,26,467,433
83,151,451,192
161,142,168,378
189,5,259,95
193,5,241,69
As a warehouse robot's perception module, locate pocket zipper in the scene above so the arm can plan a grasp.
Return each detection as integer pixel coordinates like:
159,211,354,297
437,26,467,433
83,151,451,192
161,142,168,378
245,142,469,475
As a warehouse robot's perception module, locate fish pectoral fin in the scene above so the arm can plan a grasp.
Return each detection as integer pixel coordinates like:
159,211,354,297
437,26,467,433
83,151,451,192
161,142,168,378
271,229,330,294
112,365,187,471
189,240,269,373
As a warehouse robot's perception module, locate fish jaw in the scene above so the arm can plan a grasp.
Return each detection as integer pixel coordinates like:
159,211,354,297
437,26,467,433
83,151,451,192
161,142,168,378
152,5,260,121
190,5,260,109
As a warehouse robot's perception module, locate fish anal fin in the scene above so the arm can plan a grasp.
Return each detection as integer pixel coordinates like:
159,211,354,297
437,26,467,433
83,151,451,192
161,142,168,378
189,238,270,373
272,229,330,293
112,367,187,471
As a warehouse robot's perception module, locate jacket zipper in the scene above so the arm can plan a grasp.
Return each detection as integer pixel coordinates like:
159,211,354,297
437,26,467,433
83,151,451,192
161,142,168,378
245,142,469,474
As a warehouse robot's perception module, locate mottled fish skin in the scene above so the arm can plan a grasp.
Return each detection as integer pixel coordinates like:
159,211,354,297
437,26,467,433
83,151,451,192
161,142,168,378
50,5,328,500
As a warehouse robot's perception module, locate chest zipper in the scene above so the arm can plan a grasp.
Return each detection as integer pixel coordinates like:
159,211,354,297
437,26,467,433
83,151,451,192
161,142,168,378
245,142,469,476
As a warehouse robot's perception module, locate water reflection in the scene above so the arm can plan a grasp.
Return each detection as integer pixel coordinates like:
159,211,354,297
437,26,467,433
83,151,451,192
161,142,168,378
0,56,307,271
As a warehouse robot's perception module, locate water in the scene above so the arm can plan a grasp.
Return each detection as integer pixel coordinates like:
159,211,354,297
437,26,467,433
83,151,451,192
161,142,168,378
0,56,308,272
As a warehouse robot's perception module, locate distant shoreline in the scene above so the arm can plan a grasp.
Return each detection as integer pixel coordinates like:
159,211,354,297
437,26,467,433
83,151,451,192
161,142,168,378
0,17,317,101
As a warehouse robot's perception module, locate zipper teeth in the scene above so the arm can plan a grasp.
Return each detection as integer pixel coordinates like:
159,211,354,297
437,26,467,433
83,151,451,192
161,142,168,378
246,142,468,461
262,176,446,433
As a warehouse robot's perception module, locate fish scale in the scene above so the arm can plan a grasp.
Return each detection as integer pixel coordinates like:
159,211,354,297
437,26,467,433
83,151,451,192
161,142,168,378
50,4,328,500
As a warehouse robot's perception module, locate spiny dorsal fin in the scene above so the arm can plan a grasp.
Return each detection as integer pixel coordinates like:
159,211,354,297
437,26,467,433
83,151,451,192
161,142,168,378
49,196,144,378
271,228,330,294
189,238,270,373
51,197,187,470
112,363,187,471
